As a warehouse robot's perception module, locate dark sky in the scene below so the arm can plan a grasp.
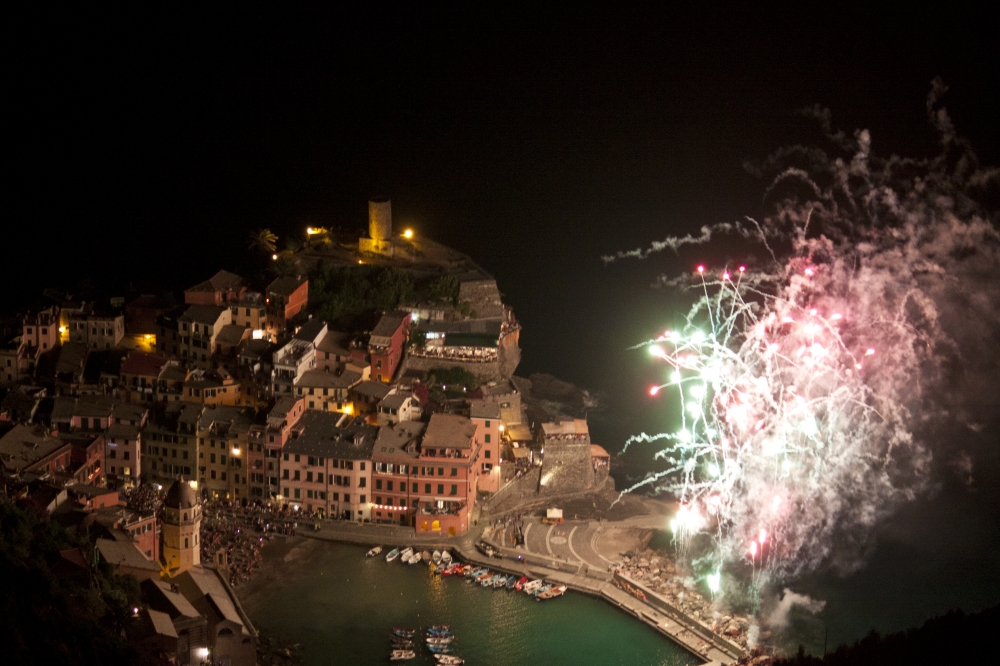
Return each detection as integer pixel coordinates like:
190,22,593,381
11,4,1000,648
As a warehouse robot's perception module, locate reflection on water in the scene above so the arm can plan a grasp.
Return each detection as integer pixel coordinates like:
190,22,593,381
243,542,694,666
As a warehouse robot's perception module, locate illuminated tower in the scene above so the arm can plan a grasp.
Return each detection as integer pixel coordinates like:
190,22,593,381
161,476,201,576
359,198,394,256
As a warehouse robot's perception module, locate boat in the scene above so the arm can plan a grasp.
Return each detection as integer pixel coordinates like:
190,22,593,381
426,636,454,646
435,656,465,665
427,645,454,654
432,550,442,564
492,575,508,589
366,545,382,557
481,574,500,588
474,571,492,583
390,639,414,649
514,576,528,591
537,584,568,600
392,628,416,638
440,550,453,565
427,625,451,633
400,547,414,562
407,552,421,564
522,579,543,594
421,550,432,562
466,567,485,578
390,649,416,660
533,584,552,597
505,575,518,590
386,548,400,563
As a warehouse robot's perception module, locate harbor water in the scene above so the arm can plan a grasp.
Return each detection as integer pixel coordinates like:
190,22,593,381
241,540,696,666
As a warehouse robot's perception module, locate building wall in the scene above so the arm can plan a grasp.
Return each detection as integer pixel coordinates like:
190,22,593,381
471,415,502,493
280,452,371,519
105,434,141,487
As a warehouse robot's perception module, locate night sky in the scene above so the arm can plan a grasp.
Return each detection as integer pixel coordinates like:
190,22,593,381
12,5,1000,650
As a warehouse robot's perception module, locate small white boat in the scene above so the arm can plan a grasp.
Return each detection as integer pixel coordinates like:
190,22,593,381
390,649,416,660
432,550,442,564
366,545,382,558
386,548,400,563
407,552,421,564
440,550,453,565
400,547,414,562
522,579,543,594
435,656,464,665
421,550,431,562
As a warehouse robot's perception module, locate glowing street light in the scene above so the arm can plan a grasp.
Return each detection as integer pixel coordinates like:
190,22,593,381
403,228,414,239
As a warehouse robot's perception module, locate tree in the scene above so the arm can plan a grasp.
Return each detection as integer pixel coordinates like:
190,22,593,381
248,228,278,254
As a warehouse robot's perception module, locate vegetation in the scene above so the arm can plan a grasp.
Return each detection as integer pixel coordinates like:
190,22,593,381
426,366,480,401
775,605,998,666
248,228,278,255
0,497,142,665
308,265,461,326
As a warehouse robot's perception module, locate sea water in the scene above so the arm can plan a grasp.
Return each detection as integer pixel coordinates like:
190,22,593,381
243,542,695,666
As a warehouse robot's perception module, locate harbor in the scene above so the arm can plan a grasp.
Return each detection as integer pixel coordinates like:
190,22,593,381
247,510,747,665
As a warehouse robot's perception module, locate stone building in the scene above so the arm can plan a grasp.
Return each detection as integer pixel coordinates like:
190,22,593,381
162,477,201,575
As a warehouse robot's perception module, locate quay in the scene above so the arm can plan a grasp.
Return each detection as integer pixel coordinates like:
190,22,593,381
300,513,744,666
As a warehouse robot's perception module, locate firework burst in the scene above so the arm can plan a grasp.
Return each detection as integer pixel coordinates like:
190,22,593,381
610,80,1000,608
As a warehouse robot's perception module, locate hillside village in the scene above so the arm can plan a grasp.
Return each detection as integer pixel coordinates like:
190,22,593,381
0,201,612,664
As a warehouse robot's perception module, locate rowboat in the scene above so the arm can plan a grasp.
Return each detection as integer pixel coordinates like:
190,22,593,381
432,550,442,564
390,649,416,660
427,625,451,635
392,628,416,638
426,636,454,646
400,547,414,562
537,584,568,600
514,576,528,591
440,550,453,565
522,579,543,594
435,656,465,665
386,548,400,563
505,575,518,590
366,545,382,557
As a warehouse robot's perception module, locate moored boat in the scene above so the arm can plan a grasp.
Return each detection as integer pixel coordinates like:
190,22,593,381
514,576,528,591
421,550,431,562
426,636,454,646
392,628,416,638
505,575,518,590
386,548,400,563
366,545,383,557
533,584,552,597
432,550,442,564
537,584,568,600
522,579,543,594
400,547,414,562
491,575,508,589
427,624,451,634
390,649,416,660
427,644,454,654
435,656,465,665
440,550,453,565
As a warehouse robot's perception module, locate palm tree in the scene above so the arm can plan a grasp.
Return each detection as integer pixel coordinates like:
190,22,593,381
248,228,278,254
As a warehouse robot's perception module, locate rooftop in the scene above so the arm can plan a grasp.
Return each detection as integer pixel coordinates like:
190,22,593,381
268,275,306,297
186,269,244,293
374,421,426,459
469,399,501,420
423,413,476,450
285,411,378,460
296,368,362,389
180,304,227,326
120,351,169,377
541,419,590,438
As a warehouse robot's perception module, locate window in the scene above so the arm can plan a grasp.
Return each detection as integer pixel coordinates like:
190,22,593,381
485,450,491,459
283,469,289,479
425,483,431,493
211,470,217,479
109,450,116,459
376,496,382,505
360,494,365,503
450,467,457,476
437,484,444,495
317,473,323,483
438,468,444,476
210,453,216,463
387,481,393,491
222,472,227,481
450,484,458,495
412,483,417,492
485,434,491,443
284,487,289,497
221,455,227,465
295,454,300,462
344,494,350,502
375,479,382,490
306,472,313,482
359,477,366,487
294,471,300,480
123,451,130,461
360,462,365,471
333,492,339,501
294,488,300,499
485,420,490,427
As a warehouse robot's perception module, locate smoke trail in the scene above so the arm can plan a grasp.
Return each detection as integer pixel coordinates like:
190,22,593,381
615,80,1000,604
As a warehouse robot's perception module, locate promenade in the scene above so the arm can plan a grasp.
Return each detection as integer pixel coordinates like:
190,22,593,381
301,511,745,666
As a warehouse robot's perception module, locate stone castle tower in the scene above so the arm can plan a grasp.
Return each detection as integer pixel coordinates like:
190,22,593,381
359,198,394,256
161,476,201,575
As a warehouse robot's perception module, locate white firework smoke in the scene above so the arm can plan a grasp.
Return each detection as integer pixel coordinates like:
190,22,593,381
611,79,1000,606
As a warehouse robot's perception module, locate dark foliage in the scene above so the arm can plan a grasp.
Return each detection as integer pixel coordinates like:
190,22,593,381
0,497,141,665
774,605,998,666
307,265,460,326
